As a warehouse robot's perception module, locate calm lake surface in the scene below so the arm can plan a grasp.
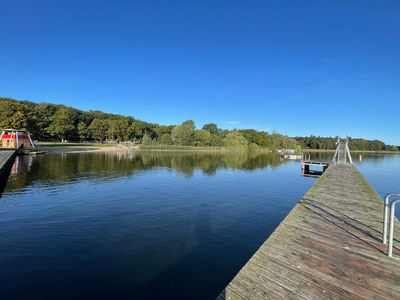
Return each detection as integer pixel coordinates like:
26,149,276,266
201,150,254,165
1,151,399,299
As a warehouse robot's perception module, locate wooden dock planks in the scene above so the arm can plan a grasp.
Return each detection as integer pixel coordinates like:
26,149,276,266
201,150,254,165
0,150,16,194
218,164,400,299
0,150,15,171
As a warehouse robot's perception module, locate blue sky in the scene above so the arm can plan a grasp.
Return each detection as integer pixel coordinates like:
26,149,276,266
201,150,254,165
1,1,399,144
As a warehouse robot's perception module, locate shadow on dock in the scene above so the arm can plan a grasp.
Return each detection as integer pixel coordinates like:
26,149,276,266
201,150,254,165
300,197,389,254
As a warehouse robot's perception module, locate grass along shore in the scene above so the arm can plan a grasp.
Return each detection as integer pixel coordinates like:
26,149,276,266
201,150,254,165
138,144,272,152
31,142,399,155
33,142,273,154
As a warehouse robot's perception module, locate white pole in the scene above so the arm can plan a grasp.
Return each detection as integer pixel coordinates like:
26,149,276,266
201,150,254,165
384,195,390,245
333,141,339,163
346,143,353,164
27,132,36,148
388,202,396,257
16,130,19,149
0,131,4,148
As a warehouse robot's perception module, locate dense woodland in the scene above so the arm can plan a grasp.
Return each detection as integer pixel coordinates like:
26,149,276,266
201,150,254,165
0,98,299,150
0,98,397,151
295,136,399,152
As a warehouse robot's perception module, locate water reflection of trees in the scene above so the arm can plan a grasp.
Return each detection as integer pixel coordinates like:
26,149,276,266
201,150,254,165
5,151,286,192
139,151,284,176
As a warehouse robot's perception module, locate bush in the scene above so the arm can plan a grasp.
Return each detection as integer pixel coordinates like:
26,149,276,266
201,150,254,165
223,132,248,148
142,134,156,145
193,130,211,146
160,133,172,145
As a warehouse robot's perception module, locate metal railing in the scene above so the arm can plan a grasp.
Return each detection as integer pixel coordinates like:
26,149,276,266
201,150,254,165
382,193,400,257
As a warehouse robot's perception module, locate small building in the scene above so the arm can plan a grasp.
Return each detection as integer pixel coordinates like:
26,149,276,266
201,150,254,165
0,129,35,149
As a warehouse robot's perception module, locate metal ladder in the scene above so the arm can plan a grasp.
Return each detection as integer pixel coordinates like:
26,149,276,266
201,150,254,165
332,137,353,164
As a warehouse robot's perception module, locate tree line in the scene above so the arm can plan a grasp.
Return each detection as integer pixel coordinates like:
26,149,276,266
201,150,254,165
1,98,396,151
295,136,399,152
0,97,299,149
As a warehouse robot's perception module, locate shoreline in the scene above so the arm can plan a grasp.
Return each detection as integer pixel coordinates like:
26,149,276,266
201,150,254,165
36,144,136,154
303,149,400,154
34,143,273,154
137,145,271,153
32,143,400,155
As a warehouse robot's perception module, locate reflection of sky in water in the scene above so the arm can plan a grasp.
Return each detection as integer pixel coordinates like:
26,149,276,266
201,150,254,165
0,152,399,299
355,154,400,196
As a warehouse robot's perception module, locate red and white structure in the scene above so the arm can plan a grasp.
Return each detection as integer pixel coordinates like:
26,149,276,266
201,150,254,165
0,129,35,149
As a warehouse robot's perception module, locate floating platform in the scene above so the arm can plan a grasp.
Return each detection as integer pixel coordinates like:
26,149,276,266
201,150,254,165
17,149,45,155
217,164,400,299
301,160,329,177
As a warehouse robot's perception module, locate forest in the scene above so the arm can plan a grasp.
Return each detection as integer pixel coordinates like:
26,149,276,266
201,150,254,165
0,97,397,151
295,136,399,152
0,98,299,150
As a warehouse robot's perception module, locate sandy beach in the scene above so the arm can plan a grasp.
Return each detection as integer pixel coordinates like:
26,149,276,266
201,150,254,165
36,144,138,154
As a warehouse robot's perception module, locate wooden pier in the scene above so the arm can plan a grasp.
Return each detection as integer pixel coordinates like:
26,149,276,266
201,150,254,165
217,164,400,299
0,150,16,195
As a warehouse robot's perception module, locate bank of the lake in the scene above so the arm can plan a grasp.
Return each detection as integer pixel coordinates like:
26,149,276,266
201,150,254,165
138,144,273,153
303,148,400,154
35,142,274,154
35,142,132,154
35,142,400,156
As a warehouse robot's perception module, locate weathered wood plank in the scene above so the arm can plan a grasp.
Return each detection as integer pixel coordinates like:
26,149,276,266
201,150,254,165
0,150,15,170
0,150,16,195
217,164,400,299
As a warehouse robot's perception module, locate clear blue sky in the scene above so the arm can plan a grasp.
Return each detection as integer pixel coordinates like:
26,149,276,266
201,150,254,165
1,1,399,144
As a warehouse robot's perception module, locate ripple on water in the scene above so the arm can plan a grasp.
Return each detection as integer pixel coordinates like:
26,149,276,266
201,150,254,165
0,151,399,299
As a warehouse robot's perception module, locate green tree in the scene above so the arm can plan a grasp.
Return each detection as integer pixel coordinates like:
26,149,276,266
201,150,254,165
223,131,248,148
160,133,172,145
133,121,156,140
0,97,398,152
155,125,173,138
270,132,299,150
0,99,31,130
33,103,58,140
77,122,88,141
238,129,270,147
210,134,223,146
193,129,211,146
142,134,155,145
88,118,109,142
46,108,76,142
171,120,195,145
108,119,130,141
11,111,29,129
202,123,220,135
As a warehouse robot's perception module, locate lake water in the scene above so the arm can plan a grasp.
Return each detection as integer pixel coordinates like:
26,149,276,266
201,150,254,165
0,151,399,299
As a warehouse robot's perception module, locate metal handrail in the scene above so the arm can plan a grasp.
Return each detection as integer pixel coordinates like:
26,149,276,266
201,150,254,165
388,198,400,257
383,193,400,244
